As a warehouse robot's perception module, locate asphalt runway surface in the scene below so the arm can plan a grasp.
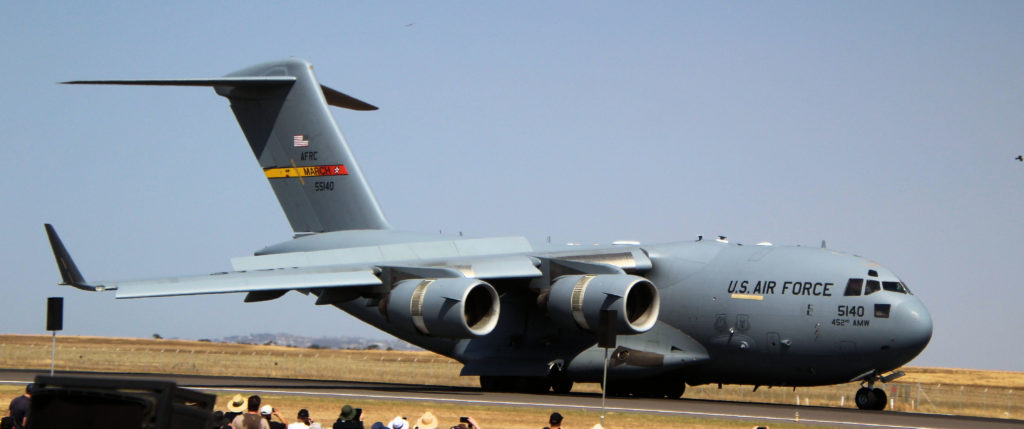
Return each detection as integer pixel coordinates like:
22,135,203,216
2,369,1021,428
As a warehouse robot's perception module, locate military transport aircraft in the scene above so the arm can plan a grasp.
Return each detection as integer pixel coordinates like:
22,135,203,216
46,58,932,411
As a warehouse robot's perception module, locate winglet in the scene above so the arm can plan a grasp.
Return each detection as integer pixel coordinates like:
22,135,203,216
44,224,98,291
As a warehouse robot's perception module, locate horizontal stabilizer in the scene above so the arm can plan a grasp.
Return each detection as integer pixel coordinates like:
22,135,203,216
61,77,297,87
62,78,377,111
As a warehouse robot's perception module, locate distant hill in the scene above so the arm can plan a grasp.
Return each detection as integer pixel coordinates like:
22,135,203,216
217,333,421,351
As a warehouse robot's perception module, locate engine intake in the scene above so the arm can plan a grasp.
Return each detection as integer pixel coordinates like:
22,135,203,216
547,274,659,335
387,277,500,338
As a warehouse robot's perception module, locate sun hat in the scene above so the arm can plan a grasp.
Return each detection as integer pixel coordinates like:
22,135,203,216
340,404,358,421
226,394,247,413
413,411,438,429
260,405,273,415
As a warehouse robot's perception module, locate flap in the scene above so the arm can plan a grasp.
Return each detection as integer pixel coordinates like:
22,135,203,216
111,267,380,299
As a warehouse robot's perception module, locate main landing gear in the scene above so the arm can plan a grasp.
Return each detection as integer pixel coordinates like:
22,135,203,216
603,379,685,399
852,369,905,410
479,375,574,394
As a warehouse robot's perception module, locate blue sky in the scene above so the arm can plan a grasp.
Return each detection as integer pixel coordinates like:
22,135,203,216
2,2,1022,371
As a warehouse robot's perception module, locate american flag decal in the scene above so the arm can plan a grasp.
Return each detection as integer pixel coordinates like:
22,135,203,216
293,134,310,147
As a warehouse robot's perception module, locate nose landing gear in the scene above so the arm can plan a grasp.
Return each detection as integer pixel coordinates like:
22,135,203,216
855,386,887,410
851,369,905,410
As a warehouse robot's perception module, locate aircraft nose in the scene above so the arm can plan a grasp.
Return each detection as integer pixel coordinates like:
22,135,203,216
894,298,933,358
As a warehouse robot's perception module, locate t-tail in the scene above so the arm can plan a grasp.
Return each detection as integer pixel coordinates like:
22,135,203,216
64,58,391,234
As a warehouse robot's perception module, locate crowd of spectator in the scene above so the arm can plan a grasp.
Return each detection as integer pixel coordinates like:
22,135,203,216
7,383,593,429
211,395,488,429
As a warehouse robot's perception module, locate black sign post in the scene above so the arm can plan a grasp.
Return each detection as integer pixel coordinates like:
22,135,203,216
598,309,616,427
47,297,63,376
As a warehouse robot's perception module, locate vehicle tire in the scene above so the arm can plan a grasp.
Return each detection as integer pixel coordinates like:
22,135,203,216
855,387,872,410
512,377,549,394
664,383,686,399
603,381,629,397
871,388,887,410
479,376,504,392
551,378,573,394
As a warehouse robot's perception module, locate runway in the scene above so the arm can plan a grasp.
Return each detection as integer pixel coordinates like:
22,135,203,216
2,369,1021,428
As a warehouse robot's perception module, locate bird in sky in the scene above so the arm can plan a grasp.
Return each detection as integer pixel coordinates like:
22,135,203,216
1017,155,1023,162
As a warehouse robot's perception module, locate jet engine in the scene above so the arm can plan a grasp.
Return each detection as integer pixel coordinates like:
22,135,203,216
546,274,660,335
386,277,500,338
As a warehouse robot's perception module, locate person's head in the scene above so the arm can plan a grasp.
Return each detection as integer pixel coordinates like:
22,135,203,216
340,404,357,421
211,411,229,428
226,394,247,413
298,409,311,423
549,412,563,427
247,395,262,412
25,383,33,396
414,411,438,429
388,416,408,429
261,405,274,420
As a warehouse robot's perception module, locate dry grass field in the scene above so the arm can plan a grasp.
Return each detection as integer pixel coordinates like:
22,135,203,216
2,334,1022,423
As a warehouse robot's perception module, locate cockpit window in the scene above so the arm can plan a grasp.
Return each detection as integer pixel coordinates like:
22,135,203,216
865,280,881,295
882,281,908,294
844,278,863,296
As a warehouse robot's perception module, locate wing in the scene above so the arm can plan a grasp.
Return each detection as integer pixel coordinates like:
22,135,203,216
44,224,541,300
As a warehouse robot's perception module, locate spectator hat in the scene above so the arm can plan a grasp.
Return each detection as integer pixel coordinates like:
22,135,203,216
340,404,357,421
298,409,310,419
388,416,408,429
414,411,438,429
226,394,247,413
260,405,273,415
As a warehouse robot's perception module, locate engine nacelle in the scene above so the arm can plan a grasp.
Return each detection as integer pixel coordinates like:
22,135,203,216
547,274,660,335
387,277,500,338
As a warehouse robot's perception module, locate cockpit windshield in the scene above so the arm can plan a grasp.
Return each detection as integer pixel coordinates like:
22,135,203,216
865,280,881,295
882,281,909,294
843,277,911,296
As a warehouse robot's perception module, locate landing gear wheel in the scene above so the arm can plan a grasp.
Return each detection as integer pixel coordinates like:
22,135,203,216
603,382,629,397
632,384,661,399
550,378,574,394
855,387,872,410
480,376,509,392
513,377,550,393
871,388,887,410
664,383,686,399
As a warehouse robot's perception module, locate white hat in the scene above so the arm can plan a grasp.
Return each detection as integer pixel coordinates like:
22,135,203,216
387,416,408,429
260,405,273,415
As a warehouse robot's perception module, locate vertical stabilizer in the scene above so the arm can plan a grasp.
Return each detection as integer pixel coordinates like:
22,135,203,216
216,59,390,233
66,58,391,233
